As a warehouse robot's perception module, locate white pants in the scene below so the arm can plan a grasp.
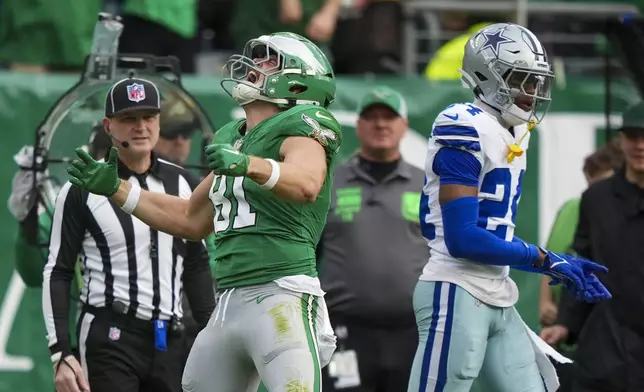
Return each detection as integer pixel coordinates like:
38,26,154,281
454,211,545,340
182,282,335,392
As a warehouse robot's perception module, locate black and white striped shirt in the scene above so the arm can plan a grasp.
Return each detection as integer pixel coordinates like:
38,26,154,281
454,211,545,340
42,153,214,359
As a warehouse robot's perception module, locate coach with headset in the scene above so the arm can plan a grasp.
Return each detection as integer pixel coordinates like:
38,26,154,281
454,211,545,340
42,77,215,392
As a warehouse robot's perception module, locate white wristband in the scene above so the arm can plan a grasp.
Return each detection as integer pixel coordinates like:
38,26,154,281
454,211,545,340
121,182,141,214
51,352,62,364
259,159,280,190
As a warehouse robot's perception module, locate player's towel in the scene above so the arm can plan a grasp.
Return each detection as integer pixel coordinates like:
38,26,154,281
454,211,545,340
317,296,337,368
517,309,572,392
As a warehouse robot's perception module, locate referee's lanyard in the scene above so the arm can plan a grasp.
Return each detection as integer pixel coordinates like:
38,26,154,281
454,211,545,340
135,174,168,352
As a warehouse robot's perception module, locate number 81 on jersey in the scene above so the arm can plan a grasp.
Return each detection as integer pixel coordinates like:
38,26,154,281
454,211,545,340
211,175,257,233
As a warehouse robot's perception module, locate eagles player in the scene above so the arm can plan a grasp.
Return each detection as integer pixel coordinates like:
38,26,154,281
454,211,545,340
408,23,611,392
66,32,340,392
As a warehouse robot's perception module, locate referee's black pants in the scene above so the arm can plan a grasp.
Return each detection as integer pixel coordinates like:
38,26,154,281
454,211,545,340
322,313,418,392
77,305,185,392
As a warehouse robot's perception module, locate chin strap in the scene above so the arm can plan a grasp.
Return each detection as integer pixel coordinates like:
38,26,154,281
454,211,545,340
507,119,537,163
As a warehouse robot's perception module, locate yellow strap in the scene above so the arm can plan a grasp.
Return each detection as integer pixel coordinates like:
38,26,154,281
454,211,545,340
506,119,537,163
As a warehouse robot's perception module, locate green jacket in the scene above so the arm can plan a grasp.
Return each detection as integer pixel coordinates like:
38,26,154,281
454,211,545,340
544,198,581,303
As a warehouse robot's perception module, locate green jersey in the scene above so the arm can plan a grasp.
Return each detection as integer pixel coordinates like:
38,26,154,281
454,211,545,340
209,105,342,289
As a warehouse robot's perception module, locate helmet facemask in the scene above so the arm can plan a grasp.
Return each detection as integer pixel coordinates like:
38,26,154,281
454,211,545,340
470,55,554,126
222,40,285,106
485,59,554,127
221,34,334,108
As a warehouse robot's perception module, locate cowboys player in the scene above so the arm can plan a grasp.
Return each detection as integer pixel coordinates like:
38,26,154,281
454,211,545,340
66,32,340,392
408,23,611,392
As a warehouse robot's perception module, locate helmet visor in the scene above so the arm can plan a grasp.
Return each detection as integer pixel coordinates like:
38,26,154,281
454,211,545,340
498,66,554,123
222,39,283,94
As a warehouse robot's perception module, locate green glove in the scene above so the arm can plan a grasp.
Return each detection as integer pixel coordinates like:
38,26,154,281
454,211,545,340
67,147,121,196
205,143,250,177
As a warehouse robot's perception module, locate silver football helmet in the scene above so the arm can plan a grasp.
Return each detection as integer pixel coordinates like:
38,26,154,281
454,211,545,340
459,23,555,126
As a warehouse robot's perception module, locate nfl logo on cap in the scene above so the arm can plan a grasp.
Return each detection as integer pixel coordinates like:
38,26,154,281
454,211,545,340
127,83,146,103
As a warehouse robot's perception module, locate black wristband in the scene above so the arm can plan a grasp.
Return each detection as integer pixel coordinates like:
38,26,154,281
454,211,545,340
55,355,77,378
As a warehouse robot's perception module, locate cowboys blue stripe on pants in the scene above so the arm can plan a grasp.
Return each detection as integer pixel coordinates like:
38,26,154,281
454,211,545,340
407,281,546,392
410,282,456,392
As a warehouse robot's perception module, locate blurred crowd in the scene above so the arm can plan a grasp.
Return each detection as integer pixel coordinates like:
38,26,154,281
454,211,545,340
0,0,404,75
0,0,640,78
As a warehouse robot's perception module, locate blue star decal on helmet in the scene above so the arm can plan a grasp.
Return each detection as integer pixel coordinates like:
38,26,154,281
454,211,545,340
479,28,515,57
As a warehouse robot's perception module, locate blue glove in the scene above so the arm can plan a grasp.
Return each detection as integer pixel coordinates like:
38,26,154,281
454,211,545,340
538,248,611,302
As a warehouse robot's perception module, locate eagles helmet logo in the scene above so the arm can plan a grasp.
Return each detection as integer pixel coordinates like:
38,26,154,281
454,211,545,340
302,113,336,146
233,138,243,150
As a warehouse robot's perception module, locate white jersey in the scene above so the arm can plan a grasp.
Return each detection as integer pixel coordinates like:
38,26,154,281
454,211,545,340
419,101,530,307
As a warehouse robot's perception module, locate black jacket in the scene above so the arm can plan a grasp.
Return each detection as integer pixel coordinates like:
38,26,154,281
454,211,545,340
557,168,644,392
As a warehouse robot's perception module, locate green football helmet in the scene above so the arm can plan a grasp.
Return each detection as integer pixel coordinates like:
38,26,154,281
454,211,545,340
221,32,336,108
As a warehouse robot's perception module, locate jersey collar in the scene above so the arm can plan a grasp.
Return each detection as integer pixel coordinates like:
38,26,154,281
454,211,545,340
347,154,414,184
474,98,515,130
117,151,161,179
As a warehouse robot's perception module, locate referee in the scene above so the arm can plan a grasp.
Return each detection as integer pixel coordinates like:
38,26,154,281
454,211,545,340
42,77,215,392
